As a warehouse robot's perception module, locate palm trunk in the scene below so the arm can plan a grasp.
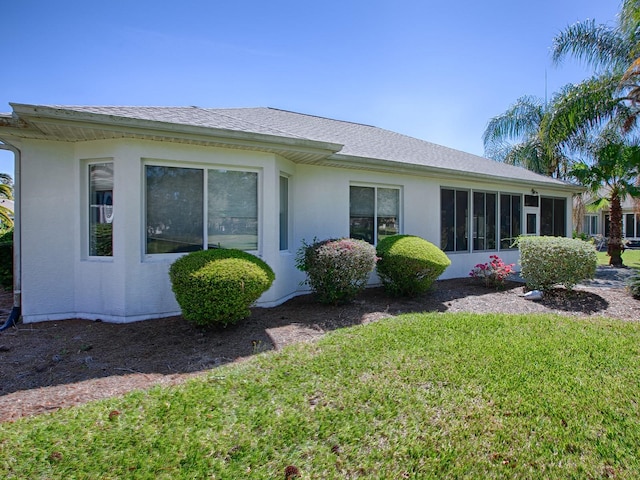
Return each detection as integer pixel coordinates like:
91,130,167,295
607,193,624,267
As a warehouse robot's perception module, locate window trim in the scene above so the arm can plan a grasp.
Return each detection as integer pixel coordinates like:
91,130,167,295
143,159,261,258
279,174,290,252
83,158,115,261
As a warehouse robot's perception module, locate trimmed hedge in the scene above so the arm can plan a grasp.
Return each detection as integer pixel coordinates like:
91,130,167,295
376,235,451,297
169,249,275,327
295,238,377,304
518,236,597,291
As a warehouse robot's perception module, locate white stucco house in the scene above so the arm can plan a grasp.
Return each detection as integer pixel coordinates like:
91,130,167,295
0,104,582,324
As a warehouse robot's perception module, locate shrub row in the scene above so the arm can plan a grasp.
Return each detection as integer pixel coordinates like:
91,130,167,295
171,234,609,326
169,235,452,326
296,235,451,302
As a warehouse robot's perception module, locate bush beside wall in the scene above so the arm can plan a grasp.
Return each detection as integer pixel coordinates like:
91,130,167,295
376,235,451,297
518,236,597,291
169,249,275,327
295,238,377,304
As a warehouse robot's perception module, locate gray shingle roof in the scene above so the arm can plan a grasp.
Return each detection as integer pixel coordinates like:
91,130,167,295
7,104,573,188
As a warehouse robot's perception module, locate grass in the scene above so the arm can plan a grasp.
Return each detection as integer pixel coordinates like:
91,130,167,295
2,313,640,478
597,248,640,267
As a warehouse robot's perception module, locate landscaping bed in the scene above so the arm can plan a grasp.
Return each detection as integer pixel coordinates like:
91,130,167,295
0,274,639,423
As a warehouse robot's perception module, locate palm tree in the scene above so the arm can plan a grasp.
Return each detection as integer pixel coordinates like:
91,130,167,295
0,173,13,228
570,132,640,266
482,95,573,178
551,0,640,131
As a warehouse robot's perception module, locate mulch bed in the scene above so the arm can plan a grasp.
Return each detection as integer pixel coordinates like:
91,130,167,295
1,278,638,423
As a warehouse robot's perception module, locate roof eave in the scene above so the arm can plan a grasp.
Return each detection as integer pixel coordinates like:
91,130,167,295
6,103,344,160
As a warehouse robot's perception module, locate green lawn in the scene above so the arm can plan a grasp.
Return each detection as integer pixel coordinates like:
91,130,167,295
2,313,640,479
597,248,640,267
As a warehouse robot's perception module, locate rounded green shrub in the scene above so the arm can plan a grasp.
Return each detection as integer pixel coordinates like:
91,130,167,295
376,235,451,297
295,237,377,304
169,249,275,327
518,236,597,291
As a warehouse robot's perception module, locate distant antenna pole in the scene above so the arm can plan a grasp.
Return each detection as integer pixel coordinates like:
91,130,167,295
544,69,548,107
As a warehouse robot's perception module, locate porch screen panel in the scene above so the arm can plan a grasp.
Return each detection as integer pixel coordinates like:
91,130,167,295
500,193,521,249
541,197,566,237
455,190,469,251
208,170,258,250
486,193,497,249
146,166,203,254
473,192,497,251
377,188,399,242
89,163,113,256
350,186,375,244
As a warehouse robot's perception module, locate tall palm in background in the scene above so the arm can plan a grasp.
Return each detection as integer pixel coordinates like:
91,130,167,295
570,131,640,266
551,0,640,133
551,0,640,264
482,95,567,177
481,85,607,180
0,173,13,228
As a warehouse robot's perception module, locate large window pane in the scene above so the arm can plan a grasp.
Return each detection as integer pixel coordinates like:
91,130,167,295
146,166,203,254
89,163,113,256
350,186,375,244
208,170,258,250
377,188,399,241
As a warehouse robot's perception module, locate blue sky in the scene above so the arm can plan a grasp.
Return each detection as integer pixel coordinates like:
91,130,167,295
0,0,621,177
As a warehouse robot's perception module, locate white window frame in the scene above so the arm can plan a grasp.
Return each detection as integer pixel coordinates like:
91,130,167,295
143,160,261,259
349,183,402,245
82,159,114,261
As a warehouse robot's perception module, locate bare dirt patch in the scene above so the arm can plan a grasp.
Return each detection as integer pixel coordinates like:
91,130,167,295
1,275,638,423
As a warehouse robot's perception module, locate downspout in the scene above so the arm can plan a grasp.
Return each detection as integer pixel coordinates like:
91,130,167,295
0,141,20,331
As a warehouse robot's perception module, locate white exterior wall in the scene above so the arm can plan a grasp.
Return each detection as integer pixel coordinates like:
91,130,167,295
16,138,574,323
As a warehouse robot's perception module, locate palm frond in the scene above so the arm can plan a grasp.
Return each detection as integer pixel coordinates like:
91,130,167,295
543,75,625,148
551,19,630,71
0,206,13,228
